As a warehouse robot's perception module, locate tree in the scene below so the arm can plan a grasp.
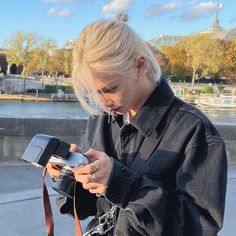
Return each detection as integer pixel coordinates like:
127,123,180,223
175,34,221,88
222,39,236,80
202,39,225,81
147,43,169,75
26,48,42,75
64,49,73,77
4,32,38,76
39,39,56,77
48,48,65,77
162,45,190,79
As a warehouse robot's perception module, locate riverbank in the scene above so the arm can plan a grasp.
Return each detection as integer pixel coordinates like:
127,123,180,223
0,93,77,102
0,93,50,102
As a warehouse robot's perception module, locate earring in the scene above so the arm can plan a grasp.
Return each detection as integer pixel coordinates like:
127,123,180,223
144,68,148,74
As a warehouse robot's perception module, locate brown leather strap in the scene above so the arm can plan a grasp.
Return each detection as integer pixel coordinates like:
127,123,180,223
73,184,83,236
42,169,83,236
42,168,54,236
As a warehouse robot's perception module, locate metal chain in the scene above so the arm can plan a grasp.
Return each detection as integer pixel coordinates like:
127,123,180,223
83,205,117,236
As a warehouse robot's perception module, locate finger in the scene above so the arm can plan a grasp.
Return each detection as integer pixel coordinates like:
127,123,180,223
82,182,101,190
46,164,61,178
74,173,93,184
89,185,106,194
51,170,61,179
70,143,80,152
83,148,99,159
91,160,99,172
49,162,62,171
74,162,98,175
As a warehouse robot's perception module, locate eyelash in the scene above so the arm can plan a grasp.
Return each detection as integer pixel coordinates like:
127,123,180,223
105,86,117,93
110,86,117,92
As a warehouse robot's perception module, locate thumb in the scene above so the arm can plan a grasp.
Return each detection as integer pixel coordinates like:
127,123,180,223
83,148,96,158
83,148,103,162
70,143,80,152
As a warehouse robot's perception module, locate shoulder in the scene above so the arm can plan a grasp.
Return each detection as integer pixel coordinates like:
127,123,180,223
87,112,109,127
85,113,111,151
172,98,223,144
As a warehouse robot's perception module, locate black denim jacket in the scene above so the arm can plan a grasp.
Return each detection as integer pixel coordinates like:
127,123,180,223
58,78,227,236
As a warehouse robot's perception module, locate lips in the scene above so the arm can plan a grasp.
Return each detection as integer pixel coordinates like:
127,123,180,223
111,108,120,112
109,107,121,113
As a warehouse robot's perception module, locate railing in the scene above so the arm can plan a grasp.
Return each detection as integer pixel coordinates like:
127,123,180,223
196,94,236,108
50,93,78,102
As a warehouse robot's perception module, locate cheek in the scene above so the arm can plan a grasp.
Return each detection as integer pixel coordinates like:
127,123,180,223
97,94,106,103
108,93,122,104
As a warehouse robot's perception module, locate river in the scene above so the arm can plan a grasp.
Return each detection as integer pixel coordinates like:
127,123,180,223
0,101,235,125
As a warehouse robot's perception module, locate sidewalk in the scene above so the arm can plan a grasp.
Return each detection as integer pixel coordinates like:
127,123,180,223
0,164,235,236
0,165,90,236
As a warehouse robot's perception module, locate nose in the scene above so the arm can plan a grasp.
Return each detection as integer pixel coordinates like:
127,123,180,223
104,100,113,108
98,94,113,108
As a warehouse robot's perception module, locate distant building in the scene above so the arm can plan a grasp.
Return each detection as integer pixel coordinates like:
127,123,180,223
147,35,182,50
200,12,236,41
148,12,236,50
200,12,224,35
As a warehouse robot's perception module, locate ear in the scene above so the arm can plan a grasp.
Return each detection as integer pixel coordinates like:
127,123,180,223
135,56,147,78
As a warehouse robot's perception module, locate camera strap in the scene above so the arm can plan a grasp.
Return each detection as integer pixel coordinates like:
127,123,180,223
42,168,54,236
41,168,83,236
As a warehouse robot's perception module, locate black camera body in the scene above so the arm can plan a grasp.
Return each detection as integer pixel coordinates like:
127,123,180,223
21,134,88,198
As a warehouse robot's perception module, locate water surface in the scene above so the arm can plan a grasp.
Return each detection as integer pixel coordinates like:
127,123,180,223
0,101,235,125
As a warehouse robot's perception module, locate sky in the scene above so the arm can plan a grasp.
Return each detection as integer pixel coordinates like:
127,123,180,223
0,0,235,48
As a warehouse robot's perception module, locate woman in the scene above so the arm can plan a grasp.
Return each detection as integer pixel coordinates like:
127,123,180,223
47,19,227,235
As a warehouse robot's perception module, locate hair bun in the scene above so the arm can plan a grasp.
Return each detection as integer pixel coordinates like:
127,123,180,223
116,12,128,22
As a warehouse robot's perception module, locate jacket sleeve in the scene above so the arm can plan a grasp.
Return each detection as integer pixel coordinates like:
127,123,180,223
56,182,97,220
104,133,227,235
104,159,167,235
168,140,228,235
56,117,98,220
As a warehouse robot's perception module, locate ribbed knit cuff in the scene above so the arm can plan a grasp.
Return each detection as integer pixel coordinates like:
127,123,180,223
104,159,137,208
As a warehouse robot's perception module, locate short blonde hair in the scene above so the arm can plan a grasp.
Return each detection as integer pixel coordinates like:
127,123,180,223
72,20,161,115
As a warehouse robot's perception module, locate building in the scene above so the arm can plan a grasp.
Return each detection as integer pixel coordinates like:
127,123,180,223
148,12,236,50
147,35,182,50
200,12,236,41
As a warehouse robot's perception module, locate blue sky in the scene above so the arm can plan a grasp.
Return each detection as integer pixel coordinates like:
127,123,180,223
0,0,235,48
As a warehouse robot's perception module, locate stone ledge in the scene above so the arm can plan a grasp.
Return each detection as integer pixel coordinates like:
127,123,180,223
0,118,235,164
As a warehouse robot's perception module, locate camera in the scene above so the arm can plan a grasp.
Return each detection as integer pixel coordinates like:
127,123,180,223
21,134,88,198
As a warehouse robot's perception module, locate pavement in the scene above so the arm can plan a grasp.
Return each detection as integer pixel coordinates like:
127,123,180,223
0,164,235,236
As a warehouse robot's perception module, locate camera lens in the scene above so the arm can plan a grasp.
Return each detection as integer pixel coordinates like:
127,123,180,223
52,168,75,198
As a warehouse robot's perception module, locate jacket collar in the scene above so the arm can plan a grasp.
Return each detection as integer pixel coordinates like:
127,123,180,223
130,76,175,137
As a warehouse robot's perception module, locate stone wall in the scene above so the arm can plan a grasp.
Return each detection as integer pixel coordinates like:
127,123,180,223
0,118,235,164
0,118,87,164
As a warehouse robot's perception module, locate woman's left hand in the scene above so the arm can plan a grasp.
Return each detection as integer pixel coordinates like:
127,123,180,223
73,148,113,194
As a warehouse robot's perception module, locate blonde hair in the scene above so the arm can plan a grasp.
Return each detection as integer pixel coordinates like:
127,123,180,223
72,19,161,115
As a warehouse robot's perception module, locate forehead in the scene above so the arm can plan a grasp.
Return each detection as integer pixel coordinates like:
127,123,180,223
93,73,122,89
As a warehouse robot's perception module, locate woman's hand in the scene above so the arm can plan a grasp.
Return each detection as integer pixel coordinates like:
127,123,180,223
46,162,62,179
46,143,80,179
73,148,113,194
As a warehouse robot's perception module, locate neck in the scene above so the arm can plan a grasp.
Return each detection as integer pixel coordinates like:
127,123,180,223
129,79,156,120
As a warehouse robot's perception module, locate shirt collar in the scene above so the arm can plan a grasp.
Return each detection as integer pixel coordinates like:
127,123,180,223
130,76,175,137
123,112,130,124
